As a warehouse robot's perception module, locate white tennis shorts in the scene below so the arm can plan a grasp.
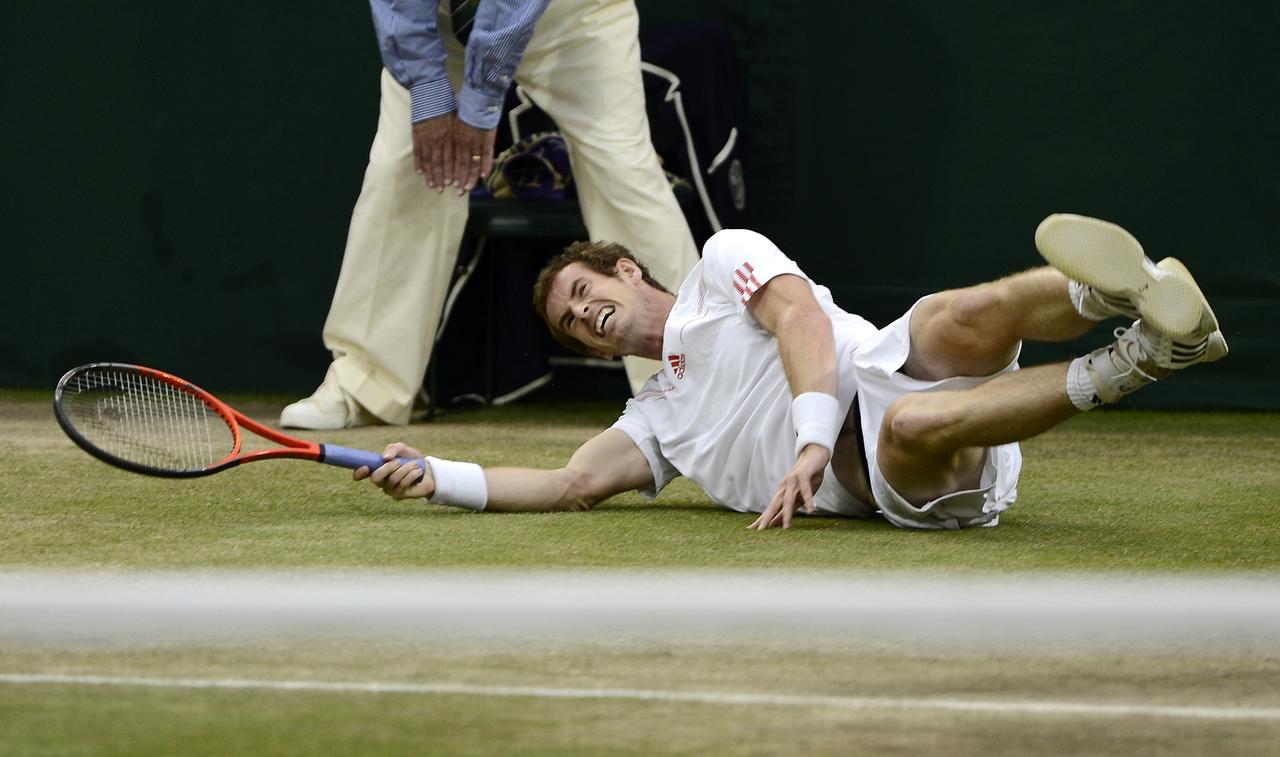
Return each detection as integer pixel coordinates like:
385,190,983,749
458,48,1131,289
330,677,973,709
839,296,1023,530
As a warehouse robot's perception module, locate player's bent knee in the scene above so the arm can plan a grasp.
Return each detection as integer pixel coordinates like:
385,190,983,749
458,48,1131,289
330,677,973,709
911,289,1018,378
932,289,1016,354
946,287,1009,331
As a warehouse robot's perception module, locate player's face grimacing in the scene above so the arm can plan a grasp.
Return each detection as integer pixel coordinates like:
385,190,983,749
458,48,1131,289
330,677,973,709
545,260,648,359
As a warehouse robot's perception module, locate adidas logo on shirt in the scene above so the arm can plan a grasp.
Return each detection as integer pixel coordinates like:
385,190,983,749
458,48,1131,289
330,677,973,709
731,261,762,304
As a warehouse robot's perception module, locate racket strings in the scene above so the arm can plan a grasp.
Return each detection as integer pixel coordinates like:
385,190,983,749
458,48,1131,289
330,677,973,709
60,368,234,473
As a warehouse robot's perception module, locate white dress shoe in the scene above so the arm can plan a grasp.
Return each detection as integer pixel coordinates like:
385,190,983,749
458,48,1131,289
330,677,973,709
279,367,380,429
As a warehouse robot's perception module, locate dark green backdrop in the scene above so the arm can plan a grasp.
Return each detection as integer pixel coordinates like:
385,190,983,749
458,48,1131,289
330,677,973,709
4,2,1276,409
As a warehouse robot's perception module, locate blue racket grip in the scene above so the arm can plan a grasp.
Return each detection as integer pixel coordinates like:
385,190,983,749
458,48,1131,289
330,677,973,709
320,445,426,482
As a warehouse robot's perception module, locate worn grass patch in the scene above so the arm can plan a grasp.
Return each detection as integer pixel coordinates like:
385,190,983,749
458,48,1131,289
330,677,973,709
1,638,1278,756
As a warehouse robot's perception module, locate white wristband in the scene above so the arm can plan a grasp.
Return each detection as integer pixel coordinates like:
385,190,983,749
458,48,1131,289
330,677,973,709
425,456,488,511
791,392,840,458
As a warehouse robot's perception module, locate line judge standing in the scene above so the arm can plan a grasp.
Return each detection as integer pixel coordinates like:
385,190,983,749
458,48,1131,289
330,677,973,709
282,0,700,429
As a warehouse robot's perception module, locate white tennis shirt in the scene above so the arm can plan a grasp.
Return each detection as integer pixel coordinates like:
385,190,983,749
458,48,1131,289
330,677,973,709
611,229,879,515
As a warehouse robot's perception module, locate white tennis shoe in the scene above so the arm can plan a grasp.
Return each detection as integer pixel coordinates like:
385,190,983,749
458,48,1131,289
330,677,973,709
279,366,380,429
1035,213,1219,338
1078,319,1228,407
1038,214,1229,406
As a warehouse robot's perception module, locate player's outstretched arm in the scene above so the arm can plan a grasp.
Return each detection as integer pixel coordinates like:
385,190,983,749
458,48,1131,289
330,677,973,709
354,429,654,513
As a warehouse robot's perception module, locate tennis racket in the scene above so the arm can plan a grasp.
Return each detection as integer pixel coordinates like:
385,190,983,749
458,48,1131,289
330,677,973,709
53,363,421,479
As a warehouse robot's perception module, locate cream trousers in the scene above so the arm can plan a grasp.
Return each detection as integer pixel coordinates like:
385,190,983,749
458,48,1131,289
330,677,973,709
322,0,699,423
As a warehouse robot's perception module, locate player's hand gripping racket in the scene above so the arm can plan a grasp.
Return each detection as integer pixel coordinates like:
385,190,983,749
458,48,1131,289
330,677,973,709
53,363,423,480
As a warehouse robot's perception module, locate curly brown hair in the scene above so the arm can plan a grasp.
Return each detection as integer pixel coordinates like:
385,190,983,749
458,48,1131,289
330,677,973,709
532,240,669,355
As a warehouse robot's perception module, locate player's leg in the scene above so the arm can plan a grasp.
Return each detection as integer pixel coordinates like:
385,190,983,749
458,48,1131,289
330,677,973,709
858,265,1091,505
282,51,470,428
875,363,1075,503
903,266,1091,382
878,214,1227,505
905,213,1225,384
514,0,699,391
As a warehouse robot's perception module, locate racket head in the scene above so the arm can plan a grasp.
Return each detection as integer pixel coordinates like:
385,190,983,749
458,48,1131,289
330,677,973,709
53,363,242,478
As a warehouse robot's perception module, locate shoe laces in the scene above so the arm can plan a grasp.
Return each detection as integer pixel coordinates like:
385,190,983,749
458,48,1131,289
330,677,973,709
1133,323,1173,367
1118,320,1212,375
1111,326,1165,383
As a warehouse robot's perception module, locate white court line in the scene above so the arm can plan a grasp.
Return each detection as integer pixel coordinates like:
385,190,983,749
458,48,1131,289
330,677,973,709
2,673,1278,722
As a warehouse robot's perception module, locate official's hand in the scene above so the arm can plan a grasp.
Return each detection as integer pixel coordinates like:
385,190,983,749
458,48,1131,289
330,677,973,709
353,442,436,500
412,114,455,192
450,118,497,196
749,443,831,530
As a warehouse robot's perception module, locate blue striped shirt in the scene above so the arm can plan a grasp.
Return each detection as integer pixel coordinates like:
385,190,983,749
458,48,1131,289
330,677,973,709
369,0,550,129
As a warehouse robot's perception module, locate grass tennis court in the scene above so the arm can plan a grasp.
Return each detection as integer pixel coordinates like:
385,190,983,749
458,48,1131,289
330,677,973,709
6,390,1279,570
3,390,1279,754
4,639,1279,755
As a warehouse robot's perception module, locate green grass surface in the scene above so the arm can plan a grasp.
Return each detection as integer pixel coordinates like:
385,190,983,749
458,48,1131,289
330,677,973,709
3,391,1279,571
2,638,1278,756
3,391,1280,754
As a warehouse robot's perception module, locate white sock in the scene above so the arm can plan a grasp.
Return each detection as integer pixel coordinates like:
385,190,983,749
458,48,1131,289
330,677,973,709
1067,326,1167,411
